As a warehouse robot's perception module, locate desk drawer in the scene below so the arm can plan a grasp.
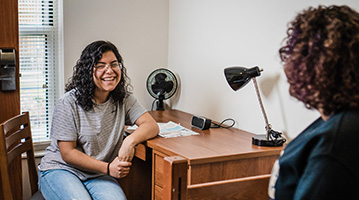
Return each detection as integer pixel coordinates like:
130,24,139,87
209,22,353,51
154,153,165,187
154,185,163,200
153,150,175,199
154,152,278,185
190,155,278,185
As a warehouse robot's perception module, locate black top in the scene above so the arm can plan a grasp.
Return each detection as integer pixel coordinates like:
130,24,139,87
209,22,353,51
269,108,359,200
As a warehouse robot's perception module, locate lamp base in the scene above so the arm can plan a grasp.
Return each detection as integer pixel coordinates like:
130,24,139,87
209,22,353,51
252,134,284,147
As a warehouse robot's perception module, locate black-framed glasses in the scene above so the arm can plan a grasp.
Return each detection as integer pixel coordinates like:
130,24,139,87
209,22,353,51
94,61,122,72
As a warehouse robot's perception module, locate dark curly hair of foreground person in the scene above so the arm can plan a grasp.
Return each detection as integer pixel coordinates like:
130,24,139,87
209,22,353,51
65,41,132,111
279,5,359,116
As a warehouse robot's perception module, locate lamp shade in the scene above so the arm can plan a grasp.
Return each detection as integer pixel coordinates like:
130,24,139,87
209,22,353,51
224,66,261,91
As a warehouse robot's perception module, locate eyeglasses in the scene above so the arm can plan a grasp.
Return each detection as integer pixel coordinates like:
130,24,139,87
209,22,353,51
94,61,122,72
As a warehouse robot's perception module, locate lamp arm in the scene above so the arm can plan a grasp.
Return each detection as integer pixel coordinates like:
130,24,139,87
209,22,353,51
252,77,270,140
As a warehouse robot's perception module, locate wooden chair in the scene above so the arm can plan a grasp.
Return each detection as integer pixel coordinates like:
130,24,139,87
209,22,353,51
0,112,44,200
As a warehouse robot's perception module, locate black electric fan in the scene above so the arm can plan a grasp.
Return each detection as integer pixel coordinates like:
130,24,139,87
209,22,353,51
146,68,178,110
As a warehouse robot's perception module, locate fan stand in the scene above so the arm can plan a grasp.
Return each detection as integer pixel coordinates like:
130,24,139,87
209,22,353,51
156,94,165,110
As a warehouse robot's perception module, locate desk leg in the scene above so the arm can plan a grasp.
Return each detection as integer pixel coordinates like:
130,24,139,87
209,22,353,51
163,156,188,200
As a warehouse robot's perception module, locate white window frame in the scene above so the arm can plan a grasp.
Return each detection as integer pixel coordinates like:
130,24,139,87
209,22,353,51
18,0,64,153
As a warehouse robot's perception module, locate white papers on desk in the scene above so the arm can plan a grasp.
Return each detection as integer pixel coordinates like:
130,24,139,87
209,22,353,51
127,121,199,138
158,121,199,138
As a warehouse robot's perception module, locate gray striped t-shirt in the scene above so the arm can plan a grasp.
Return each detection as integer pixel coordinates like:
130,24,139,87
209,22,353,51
38,89,146,180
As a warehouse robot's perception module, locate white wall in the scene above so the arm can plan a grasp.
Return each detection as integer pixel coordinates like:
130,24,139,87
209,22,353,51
63,0,169,109
167,0,359,140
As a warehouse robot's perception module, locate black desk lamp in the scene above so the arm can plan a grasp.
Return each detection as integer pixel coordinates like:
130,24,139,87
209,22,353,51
224,66,286,147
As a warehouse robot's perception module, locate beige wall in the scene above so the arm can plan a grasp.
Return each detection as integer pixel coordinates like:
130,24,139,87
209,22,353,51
167,0,359,140
63,0,169,109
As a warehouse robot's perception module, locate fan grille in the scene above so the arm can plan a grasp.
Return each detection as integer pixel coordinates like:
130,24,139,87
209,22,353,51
146,68,178,100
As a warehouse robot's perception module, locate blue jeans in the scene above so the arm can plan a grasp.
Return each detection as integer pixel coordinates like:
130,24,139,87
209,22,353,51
38,169,126,200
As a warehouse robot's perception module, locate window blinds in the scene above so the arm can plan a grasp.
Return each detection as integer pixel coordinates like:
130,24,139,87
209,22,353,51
18,0,59,142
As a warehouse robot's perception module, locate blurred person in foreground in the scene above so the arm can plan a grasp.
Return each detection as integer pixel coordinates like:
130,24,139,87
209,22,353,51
269,5,359,200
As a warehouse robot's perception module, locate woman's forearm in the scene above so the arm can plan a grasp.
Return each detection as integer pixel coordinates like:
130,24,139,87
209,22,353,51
118,112,159,161
58,141,108,174
126,112,159,146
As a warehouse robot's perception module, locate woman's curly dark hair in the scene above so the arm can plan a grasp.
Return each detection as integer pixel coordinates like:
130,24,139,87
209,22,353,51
279,5,359,116
65,40,132,111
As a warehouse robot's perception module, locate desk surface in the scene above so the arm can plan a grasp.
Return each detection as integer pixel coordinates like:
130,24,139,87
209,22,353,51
147,110,283,165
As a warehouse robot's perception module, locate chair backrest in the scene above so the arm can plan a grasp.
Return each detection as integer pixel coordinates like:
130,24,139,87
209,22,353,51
0,112,38,200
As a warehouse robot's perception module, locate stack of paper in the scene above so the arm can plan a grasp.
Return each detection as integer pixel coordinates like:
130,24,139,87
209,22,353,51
127,121,199,138
158,121,199,138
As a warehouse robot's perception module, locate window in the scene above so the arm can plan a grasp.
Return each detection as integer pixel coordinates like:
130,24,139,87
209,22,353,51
18,0,63,143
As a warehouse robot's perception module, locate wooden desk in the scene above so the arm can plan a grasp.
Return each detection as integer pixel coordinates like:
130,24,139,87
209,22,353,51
118,109,284,200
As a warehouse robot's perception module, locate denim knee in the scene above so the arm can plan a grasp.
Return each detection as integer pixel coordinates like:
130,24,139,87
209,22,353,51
38,169,92,200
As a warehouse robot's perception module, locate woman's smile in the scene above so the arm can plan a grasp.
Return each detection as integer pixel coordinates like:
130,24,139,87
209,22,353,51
93,51,122,103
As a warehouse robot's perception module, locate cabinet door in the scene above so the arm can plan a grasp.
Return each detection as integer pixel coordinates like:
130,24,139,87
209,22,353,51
0,1,21,199
0,0,20,123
